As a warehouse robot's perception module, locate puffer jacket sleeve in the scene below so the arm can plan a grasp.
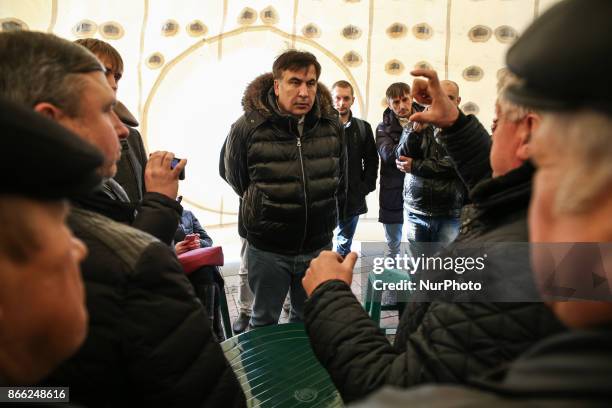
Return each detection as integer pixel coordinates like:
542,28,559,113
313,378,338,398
304,281,442,403
437,112,492,190
132,192,182,245
123,242,245,407
376,124,399,165
222,117,250,197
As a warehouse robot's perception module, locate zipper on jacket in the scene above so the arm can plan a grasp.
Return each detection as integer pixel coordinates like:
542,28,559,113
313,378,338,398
296,136,309,253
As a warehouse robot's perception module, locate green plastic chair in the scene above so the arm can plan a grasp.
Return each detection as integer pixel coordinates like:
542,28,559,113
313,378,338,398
221,323,344,407
363,268,410,334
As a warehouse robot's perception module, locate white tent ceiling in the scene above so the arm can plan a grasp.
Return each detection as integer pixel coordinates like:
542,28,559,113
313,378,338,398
1,0,561,225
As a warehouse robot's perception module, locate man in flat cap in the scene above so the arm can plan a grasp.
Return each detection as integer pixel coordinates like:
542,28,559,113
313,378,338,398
0,31,245,407
0,98,102,386
314,0,612,406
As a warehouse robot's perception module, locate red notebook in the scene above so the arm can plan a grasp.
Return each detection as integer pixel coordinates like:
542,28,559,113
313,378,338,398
177,246,224,274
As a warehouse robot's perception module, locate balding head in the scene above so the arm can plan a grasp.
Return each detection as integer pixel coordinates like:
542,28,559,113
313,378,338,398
441,80,460,106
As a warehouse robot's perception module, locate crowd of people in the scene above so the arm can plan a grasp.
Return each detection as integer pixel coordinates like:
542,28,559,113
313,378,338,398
1,0,611,406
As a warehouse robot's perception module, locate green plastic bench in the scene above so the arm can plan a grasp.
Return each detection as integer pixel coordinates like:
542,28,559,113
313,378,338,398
221,323,344,407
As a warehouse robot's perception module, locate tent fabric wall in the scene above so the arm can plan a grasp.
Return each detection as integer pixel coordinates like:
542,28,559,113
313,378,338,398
1,0,561,226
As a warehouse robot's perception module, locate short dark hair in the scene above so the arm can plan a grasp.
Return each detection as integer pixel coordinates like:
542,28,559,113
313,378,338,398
75,38,124,74
386,82,411,101
0,31,103,117
272,50,321,80
332,80,354,96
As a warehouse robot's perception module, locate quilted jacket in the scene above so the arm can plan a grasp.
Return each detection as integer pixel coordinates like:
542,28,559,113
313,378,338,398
220,73,345,255
353,328,612,407
303,113,565,403
41,206,245,407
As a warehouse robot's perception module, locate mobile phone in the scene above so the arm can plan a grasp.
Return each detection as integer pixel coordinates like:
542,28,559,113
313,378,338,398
171,158,186,180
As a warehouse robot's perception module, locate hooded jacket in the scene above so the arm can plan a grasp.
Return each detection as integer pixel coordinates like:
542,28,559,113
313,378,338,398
221,73,345,255
375,104,423,223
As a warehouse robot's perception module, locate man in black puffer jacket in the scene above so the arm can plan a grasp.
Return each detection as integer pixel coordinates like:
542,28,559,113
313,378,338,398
221,50,345,328
301,70,564,403
0,31,245,407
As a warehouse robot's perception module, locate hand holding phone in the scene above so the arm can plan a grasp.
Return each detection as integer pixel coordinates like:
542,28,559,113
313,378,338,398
171,158,186,180
145,151,186,200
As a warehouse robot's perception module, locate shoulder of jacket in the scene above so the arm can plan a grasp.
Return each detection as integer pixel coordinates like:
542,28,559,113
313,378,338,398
69,207,158,271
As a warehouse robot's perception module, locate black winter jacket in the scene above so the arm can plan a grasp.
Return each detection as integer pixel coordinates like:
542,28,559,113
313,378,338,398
73,182,181,246
342,112,378,218
375,107,405,224
375,104,423,223
303,113,564,403
221,73,345,255
395,126,465,217
40,206,245,407
354,328,612,408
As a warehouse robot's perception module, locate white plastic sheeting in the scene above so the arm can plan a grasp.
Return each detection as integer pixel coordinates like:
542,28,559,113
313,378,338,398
1,0,561,225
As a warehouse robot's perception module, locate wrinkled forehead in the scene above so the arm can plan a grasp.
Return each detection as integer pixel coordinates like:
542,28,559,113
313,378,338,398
280,65,317,81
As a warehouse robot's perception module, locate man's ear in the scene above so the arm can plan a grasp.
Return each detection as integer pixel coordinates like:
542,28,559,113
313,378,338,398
33,102,66,121
457,96,462,105
273,79,280,97
517,113,541,161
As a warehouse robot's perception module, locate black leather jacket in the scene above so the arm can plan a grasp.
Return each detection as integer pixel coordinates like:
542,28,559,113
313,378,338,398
396,126,466,217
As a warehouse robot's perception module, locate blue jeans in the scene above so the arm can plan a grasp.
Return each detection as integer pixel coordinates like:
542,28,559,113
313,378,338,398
336,215,360,256
383,223,403,258
248,244,329,327
405,211,460,256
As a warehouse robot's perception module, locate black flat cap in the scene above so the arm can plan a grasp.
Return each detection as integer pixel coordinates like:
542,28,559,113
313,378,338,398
506,0,612,113
0,97,104,200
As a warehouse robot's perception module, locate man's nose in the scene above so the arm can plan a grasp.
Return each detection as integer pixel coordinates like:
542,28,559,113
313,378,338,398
112,111,129,139
298,83,309,97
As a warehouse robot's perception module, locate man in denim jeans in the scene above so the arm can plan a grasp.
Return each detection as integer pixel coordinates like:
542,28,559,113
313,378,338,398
396,80,466,255
332,80,378,257
221,51,345,328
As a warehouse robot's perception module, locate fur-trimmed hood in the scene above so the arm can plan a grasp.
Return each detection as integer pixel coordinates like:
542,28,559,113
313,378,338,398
241,72,336,120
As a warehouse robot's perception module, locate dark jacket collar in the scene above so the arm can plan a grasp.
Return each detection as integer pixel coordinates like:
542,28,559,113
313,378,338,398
381,102,424,133
71,181,136,224
470,160,534,211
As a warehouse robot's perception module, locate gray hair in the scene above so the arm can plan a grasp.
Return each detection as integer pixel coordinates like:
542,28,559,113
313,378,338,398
538,110,612,215
0,31,103,117
497,70,531,122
